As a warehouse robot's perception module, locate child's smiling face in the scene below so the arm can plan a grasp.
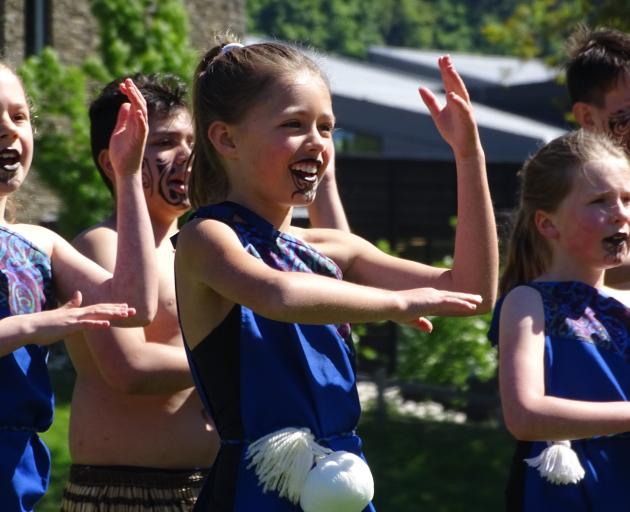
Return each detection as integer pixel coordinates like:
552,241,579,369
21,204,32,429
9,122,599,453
0,67,33,195
226,70,335,212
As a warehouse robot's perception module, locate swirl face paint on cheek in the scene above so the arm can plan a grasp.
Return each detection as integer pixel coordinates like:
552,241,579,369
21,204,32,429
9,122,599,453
608,109,630,154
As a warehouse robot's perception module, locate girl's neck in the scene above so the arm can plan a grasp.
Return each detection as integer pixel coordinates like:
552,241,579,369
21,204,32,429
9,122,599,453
537,264,605,289
226,195,293,231
0,196,8,226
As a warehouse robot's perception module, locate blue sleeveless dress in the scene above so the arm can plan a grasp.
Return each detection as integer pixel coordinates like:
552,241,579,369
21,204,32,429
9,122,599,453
178,202,375,512
489,281,630,511
0,226,55,511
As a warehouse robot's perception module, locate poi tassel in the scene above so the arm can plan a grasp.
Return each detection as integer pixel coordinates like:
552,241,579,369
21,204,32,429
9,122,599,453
524,440,585,485
246,427,330,503
246,427,374,511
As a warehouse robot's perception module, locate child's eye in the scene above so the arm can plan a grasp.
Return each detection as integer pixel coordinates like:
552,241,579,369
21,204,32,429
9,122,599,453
319,123,334,134
13,112,29,122
281,120,301,128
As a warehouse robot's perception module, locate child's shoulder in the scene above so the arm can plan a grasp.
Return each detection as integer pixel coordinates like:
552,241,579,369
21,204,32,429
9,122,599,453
3,223,55,257
500,284,545,317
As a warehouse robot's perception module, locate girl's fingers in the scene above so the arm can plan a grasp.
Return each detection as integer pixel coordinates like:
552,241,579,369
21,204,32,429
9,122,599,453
439,56,470,104
81,320,112,329
411,316,433,332
418,87,440,119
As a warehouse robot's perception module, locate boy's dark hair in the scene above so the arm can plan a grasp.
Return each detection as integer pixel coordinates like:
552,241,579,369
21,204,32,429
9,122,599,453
89,73,188,194
565,26,630,107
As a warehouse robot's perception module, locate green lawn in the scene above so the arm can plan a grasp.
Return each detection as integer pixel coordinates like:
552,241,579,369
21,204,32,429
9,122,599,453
38,369,513,511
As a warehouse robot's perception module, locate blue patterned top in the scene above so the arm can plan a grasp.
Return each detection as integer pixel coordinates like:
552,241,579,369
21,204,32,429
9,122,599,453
0,225,55,429
489,281,630,511
0,225,55,512
179,202,373,512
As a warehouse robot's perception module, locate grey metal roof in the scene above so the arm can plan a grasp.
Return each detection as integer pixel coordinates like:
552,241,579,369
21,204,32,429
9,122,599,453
246,36,566,163
368,46,559,87
313,52,565,162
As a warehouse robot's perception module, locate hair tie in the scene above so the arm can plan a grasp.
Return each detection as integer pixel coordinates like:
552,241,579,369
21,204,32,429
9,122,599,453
221,43,244,55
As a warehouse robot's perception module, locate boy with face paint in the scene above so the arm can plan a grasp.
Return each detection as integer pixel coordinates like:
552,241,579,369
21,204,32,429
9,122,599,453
566,26,630,284
60,73,351,511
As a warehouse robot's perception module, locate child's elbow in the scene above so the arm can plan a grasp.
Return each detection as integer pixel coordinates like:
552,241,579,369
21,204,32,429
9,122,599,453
104,364,149,394
502,405,538,441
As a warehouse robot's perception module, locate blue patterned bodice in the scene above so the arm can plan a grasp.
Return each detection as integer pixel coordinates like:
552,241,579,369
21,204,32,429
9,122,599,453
0,225,55,430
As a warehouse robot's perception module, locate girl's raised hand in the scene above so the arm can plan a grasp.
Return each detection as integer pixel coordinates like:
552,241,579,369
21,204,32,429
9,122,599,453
109,78,149,177
418,55,480,159
24,290,135,346
394,287,482,329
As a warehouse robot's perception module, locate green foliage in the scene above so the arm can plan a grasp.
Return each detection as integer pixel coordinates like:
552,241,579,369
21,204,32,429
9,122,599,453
372,240,497,390
247,0,384,57
90,0,196,80
397,312,496,390
482,0,630,65
19,49,111,236
247,0,524,57
17,0,196,237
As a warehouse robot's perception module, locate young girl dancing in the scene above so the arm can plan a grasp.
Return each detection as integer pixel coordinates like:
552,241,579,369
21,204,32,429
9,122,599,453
175,40,497,512
490,129,630,511
0,63,157,511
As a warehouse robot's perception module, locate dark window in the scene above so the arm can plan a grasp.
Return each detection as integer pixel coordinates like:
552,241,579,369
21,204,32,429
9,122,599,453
24,0,52,57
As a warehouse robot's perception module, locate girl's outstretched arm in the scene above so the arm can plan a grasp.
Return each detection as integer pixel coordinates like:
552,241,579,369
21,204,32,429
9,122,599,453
418,55,498,310
500,286,630,441
0,291,133,357
175,218,481,348
51,79,158,324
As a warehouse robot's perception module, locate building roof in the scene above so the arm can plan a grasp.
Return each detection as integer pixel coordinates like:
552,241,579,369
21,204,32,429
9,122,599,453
368,46,559,87
313,50,565,162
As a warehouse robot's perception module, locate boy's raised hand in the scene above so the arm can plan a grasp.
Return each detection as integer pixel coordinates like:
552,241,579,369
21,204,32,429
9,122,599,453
109,78,149,177
418,55,481,159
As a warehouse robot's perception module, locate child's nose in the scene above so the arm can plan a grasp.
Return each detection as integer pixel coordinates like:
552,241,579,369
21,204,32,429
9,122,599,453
0,116,18,140
306,128,325,152
613,201,630,224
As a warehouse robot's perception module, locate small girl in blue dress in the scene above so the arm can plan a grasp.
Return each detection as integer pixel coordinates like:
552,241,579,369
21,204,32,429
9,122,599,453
0,63,158,510
491,129,630,511
175,40,498,511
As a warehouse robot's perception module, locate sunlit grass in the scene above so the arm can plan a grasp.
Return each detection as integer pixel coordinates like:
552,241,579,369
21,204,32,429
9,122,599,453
38,369,513,511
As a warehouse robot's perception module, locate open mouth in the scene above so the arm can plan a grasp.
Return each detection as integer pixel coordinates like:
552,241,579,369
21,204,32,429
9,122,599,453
290,160,320,186
0,149,20,173
603,232,629,254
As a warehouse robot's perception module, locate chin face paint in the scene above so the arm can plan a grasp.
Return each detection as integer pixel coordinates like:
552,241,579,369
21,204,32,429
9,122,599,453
156,156,189,207
290,161,320,203
141,155,190,210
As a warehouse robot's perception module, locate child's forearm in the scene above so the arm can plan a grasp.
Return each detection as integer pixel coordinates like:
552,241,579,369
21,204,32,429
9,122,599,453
504,394,630,441
111,173,158,324
449,146,498,311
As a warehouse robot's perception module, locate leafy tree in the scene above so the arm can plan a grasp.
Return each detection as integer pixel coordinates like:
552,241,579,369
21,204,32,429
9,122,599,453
247,0,524,56
19,50,106,236
482,0,630,64
247,0,384,57
18,0,195,237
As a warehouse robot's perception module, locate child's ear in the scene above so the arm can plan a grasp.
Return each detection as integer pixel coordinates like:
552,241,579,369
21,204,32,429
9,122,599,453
207,121,237,158
572,102,598,130
97,149,116,183
535,210,559,240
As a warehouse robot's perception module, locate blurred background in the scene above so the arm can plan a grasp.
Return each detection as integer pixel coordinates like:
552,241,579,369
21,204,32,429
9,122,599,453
2,1,628,510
